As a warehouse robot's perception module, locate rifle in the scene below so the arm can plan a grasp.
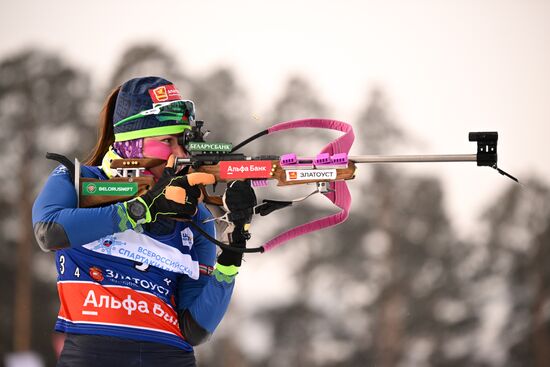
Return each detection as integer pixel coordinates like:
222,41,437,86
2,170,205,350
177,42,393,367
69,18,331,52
48,119,518,253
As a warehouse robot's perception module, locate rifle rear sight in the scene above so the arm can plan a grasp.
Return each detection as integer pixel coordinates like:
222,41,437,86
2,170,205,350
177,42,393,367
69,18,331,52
179,120,210,150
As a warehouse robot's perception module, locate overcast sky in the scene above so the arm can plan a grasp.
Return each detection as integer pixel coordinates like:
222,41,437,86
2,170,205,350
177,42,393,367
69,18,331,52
1,0,549,235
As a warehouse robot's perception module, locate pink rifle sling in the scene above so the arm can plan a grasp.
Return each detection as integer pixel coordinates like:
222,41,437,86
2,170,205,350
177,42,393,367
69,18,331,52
261,119,355,252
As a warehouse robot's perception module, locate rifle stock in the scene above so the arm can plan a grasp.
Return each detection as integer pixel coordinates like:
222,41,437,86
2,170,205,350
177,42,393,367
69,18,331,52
78,159,357,208
79,176,155,208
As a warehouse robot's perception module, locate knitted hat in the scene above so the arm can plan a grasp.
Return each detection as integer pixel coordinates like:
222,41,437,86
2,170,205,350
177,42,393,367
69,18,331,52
113,76,193,142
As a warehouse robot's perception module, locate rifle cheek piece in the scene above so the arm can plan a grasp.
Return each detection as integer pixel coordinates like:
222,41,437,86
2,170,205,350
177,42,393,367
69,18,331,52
469,131,498,167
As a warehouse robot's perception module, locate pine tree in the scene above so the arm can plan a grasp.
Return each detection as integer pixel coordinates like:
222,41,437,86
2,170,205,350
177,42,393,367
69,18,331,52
0,49,92,365
476,178,550,367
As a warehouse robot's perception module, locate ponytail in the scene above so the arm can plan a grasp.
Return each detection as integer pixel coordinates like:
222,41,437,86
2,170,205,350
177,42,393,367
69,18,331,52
83,86,120,166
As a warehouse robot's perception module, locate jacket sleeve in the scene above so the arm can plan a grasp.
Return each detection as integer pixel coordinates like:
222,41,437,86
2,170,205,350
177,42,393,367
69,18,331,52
32,165,132,251
177,205,238,346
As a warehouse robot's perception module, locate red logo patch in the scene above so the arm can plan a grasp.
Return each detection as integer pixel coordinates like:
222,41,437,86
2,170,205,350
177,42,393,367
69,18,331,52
219,161,273,179
149,84,183,103
89,267,104,282
152,86,167,101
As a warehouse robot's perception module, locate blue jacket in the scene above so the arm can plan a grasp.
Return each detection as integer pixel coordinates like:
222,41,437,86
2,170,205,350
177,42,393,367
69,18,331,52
32,164,235,350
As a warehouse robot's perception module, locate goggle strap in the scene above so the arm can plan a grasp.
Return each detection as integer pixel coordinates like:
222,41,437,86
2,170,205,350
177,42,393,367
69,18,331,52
113,113,144,127
113,100,195,128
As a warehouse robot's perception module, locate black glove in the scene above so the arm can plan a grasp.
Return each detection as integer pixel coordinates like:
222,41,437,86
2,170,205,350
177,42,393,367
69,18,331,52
217,181,257,267
124,157,215,226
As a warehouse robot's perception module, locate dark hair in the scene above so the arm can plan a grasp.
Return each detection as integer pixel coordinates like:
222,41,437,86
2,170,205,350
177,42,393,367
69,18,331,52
83,86,120,165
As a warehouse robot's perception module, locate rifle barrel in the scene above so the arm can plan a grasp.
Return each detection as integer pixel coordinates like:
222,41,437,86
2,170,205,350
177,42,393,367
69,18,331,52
349,154,477,163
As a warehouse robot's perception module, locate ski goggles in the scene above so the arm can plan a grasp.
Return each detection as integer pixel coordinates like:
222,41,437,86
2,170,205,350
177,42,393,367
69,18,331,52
114,100,196,127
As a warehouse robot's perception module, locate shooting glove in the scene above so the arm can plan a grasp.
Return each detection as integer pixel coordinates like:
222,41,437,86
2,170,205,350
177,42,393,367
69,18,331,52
217,181,257,267
124,156,215,227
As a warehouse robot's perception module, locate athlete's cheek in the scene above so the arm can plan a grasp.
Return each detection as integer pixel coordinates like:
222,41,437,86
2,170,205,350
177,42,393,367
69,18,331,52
143,140,172,160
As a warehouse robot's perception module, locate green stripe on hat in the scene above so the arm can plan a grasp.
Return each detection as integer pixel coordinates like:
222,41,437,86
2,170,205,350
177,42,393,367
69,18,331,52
114,125,190,142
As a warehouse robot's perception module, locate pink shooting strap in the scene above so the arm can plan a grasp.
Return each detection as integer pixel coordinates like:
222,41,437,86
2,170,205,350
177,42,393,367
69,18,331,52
262,119,355,252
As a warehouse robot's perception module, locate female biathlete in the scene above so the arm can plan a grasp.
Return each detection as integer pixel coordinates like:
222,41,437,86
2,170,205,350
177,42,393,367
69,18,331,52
32,77,253,367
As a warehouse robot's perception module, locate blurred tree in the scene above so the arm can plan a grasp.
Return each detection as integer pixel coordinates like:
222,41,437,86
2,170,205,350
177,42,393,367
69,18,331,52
190,67,250,144
354,87,404,155
0,49,92,365
108,44,190,90
196,335,249,367
248,76,330,156
270,76,328,121
477,178,550,367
